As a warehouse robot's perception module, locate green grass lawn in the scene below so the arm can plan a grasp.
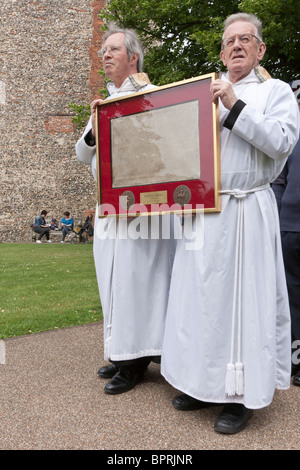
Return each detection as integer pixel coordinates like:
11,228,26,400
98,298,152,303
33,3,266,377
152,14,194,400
0,243,102,339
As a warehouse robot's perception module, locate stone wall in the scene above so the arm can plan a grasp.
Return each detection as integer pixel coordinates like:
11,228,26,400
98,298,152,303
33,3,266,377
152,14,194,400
0,0,106,242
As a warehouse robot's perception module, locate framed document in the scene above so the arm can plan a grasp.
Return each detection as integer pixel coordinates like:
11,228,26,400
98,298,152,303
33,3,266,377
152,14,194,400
96,73,221,217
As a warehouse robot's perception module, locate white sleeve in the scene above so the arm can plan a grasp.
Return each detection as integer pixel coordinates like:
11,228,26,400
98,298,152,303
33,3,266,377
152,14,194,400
229,81,300,161
75,117,96,166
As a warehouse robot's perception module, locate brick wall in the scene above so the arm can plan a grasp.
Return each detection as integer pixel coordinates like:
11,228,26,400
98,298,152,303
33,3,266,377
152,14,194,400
0,0,106,242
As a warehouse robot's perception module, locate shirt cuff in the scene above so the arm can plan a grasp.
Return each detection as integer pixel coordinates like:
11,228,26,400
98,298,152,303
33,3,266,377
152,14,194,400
84,129,96,147
223,99,247,130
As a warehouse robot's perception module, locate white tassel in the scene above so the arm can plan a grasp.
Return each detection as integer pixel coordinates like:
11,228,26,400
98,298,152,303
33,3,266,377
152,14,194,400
235,362,244,395
225,363,236,396
224,196,245,397
104,335,111,361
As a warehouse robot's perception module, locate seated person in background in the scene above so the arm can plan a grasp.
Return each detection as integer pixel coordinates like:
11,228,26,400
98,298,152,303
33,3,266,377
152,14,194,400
50,218,59,231
33,210,52,244
60,211,74,243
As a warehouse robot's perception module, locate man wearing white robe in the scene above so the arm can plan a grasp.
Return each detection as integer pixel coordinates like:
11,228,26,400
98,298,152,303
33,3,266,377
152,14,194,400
161,13,300,434
76,25,176,395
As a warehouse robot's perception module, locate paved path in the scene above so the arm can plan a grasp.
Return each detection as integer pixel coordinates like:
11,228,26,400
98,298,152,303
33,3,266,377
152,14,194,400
0,322,299,450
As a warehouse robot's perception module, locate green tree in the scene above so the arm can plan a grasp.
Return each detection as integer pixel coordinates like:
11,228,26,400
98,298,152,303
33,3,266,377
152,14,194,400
100,0,240,85
100,0,299,84
70,0,299,128
239,0,299,80
68,102,91,130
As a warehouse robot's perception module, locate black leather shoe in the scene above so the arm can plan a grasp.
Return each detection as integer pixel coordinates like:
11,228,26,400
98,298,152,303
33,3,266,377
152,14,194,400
214,404,253,434
173,394,217,411
97,364,119,379
104,365,147,395
293,370,300,386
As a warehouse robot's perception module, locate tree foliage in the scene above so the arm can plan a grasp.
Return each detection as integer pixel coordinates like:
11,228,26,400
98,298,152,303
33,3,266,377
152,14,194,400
68,102,91,130
100,0,299,84
70,0,299,128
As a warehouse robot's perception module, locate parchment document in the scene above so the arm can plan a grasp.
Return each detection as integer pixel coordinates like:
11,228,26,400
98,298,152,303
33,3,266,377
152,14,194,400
111,100,201,188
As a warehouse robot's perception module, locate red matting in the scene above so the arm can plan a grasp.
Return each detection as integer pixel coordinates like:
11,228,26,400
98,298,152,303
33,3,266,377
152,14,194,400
96,73,220,217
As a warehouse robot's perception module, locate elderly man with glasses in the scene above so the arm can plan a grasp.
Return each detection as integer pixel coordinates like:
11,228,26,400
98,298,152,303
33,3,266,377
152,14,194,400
161,13,299,434
76,24,177,395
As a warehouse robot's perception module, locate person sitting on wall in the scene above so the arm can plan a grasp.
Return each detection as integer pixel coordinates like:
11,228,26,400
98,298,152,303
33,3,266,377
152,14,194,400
33,210,52,244
50,218,59,231
60,211,74,243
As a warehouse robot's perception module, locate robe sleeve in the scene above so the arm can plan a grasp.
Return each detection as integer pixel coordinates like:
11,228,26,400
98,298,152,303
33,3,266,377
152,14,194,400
75,117,96,166
226,80,300,161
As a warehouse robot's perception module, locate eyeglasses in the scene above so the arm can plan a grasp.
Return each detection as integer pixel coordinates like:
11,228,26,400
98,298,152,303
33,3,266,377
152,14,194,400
221,33,261,49
98,45,125,57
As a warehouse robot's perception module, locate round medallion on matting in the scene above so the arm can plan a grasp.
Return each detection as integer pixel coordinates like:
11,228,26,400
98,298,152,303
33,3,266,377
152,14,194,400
120,190,135,210
173,185,192,206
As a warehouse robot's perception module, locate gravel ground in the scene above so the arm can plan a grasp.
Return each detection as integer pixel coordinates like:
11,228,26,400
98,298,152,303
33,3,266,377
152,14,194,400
0,322,299,451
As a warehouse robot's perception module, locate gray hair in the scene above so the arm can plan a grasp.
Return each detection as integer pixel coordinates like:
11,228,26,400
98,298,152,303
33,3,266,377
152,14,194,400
223,13,263,42
102,23,144,72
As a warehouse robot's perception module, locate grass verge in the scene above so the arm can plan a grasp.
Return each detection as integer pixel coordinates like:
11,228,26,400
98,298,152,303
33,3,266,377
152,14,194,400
0,243,102,339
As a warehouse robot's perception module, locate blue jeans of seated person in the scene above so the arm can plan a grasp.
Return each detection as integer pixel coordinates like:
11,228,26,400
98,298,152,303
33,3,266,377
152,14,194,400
62,225,72,241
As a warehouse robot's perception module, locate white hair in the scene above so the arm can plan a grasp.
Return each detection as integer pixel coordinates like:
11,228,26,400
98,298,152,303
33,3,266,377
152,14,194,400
223,13,263,42
102,23,144,72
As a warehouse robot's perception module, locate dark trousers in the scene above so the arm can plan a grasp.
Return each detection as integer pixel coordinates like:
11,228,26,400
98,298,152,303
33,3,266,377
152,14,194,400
62,226,72,241
111,356,161,371
33,226,50,240
281,231,300,363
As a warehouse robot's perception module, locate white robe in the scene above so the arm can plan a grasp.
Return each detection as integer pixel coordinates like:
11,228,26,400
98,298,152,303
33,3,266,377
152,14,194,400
76,75,177,362
161,69,300,409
